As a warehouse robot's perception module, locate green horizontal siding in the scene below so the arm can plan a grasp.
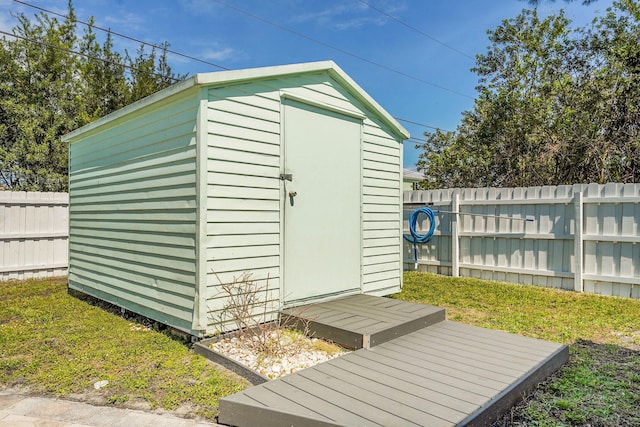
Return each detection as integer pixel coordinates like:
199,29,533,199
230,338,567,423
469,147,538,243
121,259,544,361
204,81,288,332
69,91,200,333
67,67,404,336
204,72,403,332
362,120,402,294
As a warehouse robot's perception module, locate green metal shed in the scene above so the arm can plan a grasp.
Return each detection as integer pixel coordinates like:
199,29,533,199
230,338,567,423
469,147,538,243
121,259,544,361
63,61,409,337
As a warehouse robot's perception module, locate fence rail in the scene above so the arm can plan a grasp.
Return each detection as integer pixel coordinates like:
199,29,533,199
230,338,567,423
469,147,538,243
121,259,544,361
3,186,638,297
0,191,69,281
404,183,640,299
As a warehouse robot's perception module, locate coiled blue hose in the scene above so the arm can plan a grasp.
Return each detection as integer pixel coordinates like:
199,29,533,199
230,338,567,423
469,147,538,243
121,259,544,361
403,207,436,268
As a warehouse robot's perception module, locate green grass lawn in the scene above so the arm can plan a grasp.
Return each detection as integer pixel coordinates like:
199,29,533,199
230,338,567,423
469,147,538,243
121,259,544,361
0,278,246,420
2,274,639,425
396,272,640,427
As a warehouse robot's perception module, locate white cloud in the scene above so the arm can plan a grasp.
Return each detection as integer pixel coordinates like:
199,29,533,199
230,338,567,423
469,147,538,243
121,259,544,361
201,47,235,61
0,11,14,33
0,0,27,33
291,1,407,31
103,12,145,31
292,3,367,26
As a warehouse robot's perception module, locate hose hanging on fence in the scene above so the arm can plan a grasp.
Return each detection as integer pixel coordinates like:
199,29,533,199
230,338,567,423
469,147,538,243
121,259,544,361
403,207,436,269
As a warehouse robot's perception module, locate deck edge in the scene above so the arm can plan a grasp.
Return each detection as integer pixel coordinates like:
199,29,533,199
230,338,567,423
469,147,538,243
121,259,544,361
369,307,446,347
458,343,570,427
217,398,345,427
193,339,270,385
281,314,364,349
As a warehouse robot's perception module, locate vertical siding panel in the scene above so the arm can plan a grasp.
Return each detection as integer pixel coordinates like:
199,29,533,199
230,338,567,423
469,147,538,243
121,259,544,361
0,191,69,281
404,184,640,299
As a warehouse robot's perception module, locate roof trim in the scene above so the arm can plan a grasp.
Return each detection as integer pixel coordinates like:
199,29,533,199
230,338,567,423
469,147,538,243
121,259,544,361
63,77,197,142
63,60,409,142
403,168,423,181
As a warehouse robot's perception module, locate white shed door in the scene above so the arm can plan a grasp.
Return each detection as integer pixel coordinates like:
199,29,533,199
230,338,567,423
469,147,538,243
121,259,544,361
282,100,362,304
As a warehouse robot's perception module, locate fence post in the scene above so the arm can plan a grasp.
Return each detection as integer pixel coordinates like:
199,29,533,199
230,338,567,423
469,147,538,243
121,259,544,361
451,192,460,277
574,191,584,292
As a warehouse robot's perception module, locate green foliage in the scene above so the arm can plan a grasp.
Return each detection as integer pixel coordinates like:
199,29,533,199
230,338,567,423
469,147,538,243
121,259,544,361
0,1,185,191
0,278,245,420
418,1,640,188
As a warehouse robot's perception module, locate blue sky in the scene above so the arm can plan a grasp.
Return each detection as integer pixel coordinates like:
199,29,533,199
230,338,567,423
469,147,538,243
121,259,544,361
1,0,615,168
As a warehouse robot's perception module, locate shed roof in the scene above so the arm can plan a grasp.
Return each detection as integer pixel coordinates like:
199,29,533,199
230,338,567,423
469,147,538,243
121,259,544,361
64,60,409,142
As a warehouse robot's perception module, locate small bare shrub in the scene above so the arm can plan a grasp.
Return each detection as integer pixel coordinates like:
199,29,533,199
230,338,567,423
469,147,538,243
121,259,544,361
211,272,312,357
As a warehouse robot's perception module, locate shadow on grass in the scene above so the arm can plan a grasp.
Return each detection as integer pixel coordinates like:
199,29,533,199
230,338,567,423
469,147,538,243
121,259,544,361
68,288,195,346
495,340,640,427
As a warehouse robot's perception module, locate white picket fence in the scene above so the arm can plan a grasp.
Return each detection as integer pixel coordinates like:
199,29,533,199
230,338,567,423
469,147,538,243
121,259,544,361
404,183,640,299
0,191,69,281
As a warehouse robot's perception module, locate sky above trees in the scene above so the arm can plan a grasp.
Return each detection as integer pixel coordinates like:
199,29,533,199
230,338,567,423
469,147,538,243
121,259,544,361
417,1,640,187
0,0,616,168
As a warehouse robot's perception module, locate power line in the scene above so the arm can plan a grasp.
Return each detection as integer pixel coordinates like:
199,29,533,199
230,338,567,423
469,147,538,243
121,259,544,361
211,0,474,100
0,29,182,83
4,2,459,132
358,0,474,61
12,0,229,71
396,117,454,133
409,137,427,144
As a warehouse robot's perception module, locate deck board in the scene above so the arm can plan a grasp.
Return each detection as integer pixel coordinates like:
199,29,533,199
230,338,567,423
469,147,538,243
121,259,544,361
396,332,544,371
344,351,503,397
299,367,454,426
281,294,446,349
322,356,481,413
422,327,548,361
219,296,569,427
382,336,526,380
436,321,562,352
367,340,515,388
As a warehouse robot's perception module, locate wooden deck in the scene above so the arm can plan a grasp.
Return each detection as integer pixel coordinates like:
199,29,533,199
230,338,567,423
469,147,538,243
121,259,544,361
281,294,446,349
218,296,568,427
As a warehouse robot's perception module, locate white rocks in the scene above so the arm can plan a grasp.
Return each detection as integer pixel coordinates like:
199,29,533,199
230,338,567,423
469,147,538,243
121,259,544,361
211,329,349,380
93,380,109,390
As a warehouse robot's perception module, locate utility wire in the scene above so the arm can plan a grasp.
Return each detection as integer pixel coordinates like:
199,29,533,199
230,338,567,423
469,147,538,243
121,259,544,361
4,1,456,132
0,29,182,83
358,0,474,60
409,137,428,144
12,0,229,70
1,28,450,133
397,117,454,133
211,0,473,99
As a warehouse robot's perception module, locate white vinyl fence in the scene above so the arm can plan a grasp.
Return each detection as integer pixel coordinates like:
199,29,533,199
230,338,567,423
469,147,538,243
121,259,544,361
404,183,640,299
0,191,69,281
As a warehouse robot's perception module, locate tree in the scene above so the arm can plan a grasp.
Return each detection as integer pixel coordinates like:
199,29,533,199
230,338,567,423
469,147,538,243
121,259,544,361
417,1,640,188
0,7,80,190
0,1,184,191
78,21,130,122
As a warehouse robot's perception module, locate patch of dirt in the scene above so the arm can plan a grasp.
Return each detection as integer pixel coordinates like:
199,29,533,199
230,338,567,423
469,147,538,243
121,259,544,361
611,330,640,351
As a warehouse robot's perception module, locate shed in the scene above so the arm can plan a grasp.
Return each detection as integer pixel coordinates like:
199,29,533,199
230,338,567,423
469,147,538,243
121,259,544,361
63,61,409,337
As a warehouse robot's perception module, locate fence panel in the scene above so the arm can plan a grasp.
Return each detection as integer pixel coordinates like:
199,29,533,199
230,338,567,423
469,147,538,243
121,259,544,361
404,183,640,298
0,191,69,280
